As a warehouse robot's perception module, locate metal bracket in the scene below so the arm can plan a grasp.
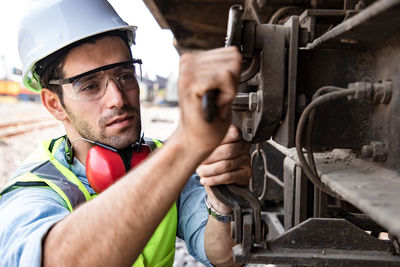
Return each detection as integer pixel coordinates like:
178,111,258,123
210,184,267,254
233,218,400,266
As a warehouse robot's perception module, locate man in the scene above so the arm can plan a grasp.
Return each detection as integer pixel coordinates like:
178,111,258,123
0,0,250,266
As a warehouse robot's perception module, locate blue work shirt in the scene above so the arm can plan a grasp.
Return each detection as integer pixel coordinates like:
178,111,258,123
0,139,212,266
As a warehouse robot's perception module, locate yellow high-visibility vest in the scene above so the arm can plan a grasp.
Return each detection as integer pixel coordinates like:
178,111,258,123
0,138,177,266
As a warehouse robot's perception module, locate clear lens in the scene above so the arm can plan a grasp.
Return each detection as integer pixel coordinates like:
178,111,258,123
65,63,139,101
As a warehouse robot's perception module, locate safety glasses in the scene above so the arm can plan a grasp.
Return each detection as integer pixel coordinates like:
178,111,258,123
48,59,142,101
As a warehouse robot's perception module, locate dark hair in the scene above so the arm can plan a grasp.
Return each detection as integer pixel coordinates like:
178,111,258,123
38,30,132,106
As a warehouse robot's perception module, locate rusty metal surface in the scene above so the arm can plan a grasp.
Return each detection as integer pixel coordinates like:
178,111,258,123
143,0,244,53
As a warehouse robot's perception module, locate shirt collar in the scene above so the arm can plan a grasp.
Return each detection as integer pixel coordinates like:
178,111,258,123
53,139,96,195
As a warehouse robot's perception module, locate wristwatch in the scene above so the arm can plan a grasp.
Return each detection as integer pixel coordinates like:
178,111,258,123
204,196,234,223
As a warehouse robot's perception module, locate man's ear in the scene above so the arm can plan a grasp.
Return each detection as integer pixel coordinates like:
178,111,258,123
41,88,67,121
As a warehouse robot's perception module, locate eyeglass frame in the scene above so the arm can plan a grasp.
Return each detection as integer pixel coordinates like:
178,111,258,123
48,58,143,86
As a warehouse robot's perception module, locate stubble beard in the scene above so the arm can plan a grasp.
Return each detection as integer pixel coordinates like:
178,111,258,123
66,105,142,149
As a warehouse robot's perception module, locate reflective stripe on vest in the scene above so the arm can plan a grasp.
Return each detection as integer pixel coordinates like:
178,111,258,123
0,138,91,210
0,161,87,211
0,137,177,266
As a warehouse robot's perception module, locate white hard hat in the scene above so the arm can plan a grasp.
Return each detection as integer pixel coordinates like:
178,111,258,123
19,0,137,92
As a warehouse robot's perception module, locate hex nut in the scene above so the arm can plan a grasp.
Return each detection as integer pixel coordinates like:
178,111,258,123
373,82,385,104
373,80,392,104
382,80,392,104
371,141,387,162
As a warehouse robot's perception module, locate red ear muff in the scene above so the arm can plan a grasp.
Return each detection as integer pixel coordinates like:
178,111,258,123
86,144,152,193
131,145,151,168
86,146,126,193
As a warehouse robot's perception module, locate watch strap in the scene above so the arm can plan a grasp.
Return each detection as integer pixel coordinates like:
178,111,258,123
204,196,234,223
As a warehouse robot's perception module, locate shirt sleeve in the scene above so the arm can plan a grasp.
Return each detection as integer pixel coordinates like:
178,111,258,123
177,173,213,267
0,187,70,267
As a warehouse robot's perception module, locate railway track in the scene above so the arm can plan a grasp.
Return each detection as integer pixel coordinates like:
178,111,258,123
0,117,61,139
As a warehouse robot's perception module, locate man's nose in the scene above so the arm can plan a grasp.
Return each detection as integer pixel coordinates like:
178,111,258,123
103,77,125,108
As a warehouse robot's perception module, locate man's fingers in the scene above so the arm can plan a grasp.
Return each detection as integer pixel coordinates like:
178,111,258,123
221,126,243,145
194,67,239,106
197,154,250,177
193,46,241,63
176,46,242,152
180,47,242,108
199,168,251,187
202,140,250,164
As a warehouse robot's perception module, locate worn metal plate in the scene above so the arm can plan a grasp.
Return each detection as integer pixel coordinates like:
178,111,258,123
273,16,299,147
314,149,400,238
233,218,400,266
268,140,400,238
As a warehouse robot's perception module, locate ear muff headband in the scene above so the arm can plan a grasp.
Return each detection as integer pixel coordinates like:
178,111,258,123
64,136,74,165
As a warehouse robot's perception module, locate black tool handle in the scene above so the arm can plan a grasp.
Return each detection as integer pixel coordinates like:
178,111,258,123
203,89,219,122
201,5,243,123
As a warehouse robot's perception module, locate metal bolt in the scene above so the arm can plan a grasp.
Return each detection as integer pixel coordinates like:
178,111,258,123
249,92,258,112
361,141,387,162
371,141,387,162
232,93,251,111
373,80,392,104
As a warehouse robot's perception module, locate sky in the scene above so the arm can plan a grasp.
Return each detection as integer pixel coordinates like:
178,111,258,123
0,0,180,80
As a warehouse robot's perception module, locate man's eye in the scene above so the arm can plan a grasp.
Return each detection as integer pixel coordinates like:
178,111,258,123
79,82,100,93
118,73,136,83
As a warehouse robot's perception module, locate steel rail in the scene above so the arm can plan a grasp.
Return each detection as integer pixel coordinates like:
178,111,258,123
0,118,59,139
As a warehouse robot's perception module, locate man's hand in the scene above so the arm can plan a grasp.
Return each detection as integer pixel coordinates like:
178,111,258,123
176,47,242,156
196,125,251,213
197,125,251,266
